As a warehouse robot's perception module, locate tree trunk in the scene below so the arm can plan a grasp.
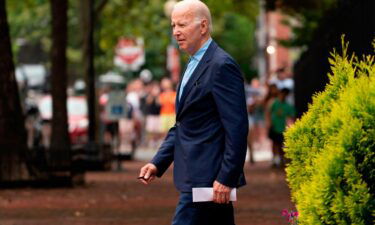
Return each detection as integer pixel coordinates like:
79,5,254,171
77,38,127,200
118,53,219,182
81,0,98,146
0,0,30,181
49,0,71,168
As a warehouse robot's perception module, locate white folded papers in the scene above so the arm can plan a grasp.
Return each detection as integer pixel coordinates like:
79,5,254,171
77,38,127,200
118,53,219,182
192,187,237,202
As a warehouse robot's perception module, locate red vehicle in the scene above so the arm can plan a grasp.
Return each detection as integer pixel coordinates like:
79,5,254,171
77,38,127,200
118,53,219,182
38,95,88,146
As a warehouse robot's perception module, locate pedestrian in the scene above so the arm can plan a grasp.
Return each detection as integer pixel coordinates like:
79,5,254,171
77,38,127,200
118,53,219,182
144,81,162,148
245,78,265,164
138,0,248,224
124,79,144,152
159,77,177,137
265,88,295,167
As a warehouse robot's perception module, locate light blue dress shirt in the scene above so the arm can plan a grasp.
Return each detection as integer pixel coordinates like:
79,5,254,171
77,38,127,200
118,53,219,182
178,38,212,100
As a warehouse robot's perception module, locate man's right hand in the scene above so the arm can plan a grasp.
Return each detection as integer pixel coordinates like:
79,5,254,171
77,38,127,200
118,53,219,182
138,163,158,185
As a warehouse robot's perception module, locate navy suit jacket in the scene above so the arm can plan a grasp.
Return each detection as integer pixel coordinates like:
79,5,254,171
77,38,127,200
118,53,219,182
151,41,248,192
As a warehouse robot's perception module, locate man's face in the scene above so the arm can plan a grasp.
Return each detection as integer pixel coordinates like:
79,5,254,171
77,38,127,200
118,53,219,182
171,7,203,55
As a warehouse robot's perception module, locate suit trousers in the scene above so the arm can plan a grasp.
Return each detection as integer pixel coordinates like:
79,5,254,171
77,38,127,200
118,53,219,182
172,192,235,225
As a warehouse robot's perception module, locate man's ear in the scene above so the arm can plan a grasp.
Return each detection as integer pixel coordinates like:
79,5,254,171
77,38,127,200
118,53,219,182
200,19,208,35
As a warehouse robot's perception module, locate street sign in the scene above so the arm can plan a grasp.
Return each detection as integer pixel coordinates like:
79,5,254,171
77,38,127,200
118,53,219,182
104,91,128,121
114,37,145,72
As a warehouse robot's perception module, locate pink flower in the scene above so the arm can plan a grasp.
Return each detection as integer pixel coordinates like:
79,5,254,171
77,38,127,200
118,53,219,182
292,211,299,217
282,209,289,217
281,209,299,225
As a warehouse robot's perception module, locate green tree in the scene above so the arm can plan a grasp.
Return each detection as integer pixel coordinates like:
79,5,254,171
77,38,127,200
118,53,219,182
6,0,51,57
95,0,259,80
96,0,170,79
7,0,260,81
214,12,256,81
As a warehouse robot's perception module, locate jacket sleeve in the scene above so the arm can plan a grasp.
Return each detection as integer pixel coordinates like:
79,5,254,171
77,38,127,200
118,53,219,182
150,125,175,177
212,57,248,187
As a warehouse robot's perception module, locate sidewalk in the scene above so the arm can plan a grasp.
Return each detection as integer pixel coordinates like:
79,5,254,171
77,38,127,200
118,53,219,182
0,158,293,225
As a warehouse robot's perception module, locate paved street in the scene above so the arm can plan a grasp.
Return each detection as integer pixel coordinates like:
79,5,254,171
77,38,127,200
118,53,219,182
0,155,293,225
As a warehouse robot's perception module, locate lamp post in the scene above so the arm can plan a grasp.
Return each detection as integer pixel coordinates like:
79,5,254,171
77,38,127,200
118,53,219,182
164,0,180,84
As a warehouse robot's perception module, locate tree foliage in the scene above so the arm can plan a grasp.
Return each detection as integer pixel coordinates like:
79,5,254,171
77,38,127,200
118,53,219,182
7,0,259,81
214,12,256,80
96,0,171,79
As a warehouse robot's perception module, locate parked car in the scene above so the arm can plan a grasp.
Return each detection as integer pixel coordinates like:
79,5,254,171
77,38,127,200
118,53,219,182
38,95,88,146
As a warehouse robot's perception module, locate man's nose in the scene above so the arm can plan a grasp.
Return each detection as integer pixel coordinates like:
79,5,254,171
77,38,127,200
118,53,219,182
172,28,180,37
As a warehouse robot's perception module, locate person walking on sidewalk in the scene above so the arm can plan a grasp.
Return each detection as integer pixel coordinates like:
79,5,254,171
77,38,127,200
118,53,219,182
266,88,295,167
139,0,248,224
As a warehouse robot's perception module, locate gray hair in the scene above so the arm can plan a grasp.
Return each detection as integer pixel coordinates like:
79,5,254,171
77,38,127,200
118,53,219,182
174,0,213,33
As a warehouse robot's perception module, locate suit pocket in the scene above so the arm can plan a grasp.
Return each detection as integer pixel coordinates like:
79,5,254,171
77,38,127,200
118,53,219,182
184,84,211,108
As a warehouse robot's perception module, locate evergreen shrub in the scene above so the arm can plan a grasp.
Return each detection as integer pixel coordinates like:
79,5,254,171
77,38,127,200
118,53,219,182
284,38,375,224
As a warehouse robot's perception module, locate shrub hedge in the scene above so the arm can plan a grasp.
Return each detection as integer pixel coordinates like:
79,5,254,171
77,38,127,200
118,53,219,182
284,39,374,224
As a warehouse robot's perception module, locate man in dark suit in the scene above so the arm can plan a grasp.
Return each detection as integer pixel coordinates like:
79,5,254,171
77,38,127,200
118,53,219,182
139,0,248,224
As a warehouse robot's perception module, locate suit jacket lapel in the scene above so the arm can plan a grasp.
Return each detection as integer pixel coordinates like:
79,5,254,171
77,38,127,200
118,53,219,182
176,41,217,116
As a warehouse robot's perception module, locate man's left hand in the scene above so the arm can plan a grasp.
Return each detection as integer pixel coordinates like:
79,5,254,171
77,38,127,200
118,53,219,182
213,180,232,204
